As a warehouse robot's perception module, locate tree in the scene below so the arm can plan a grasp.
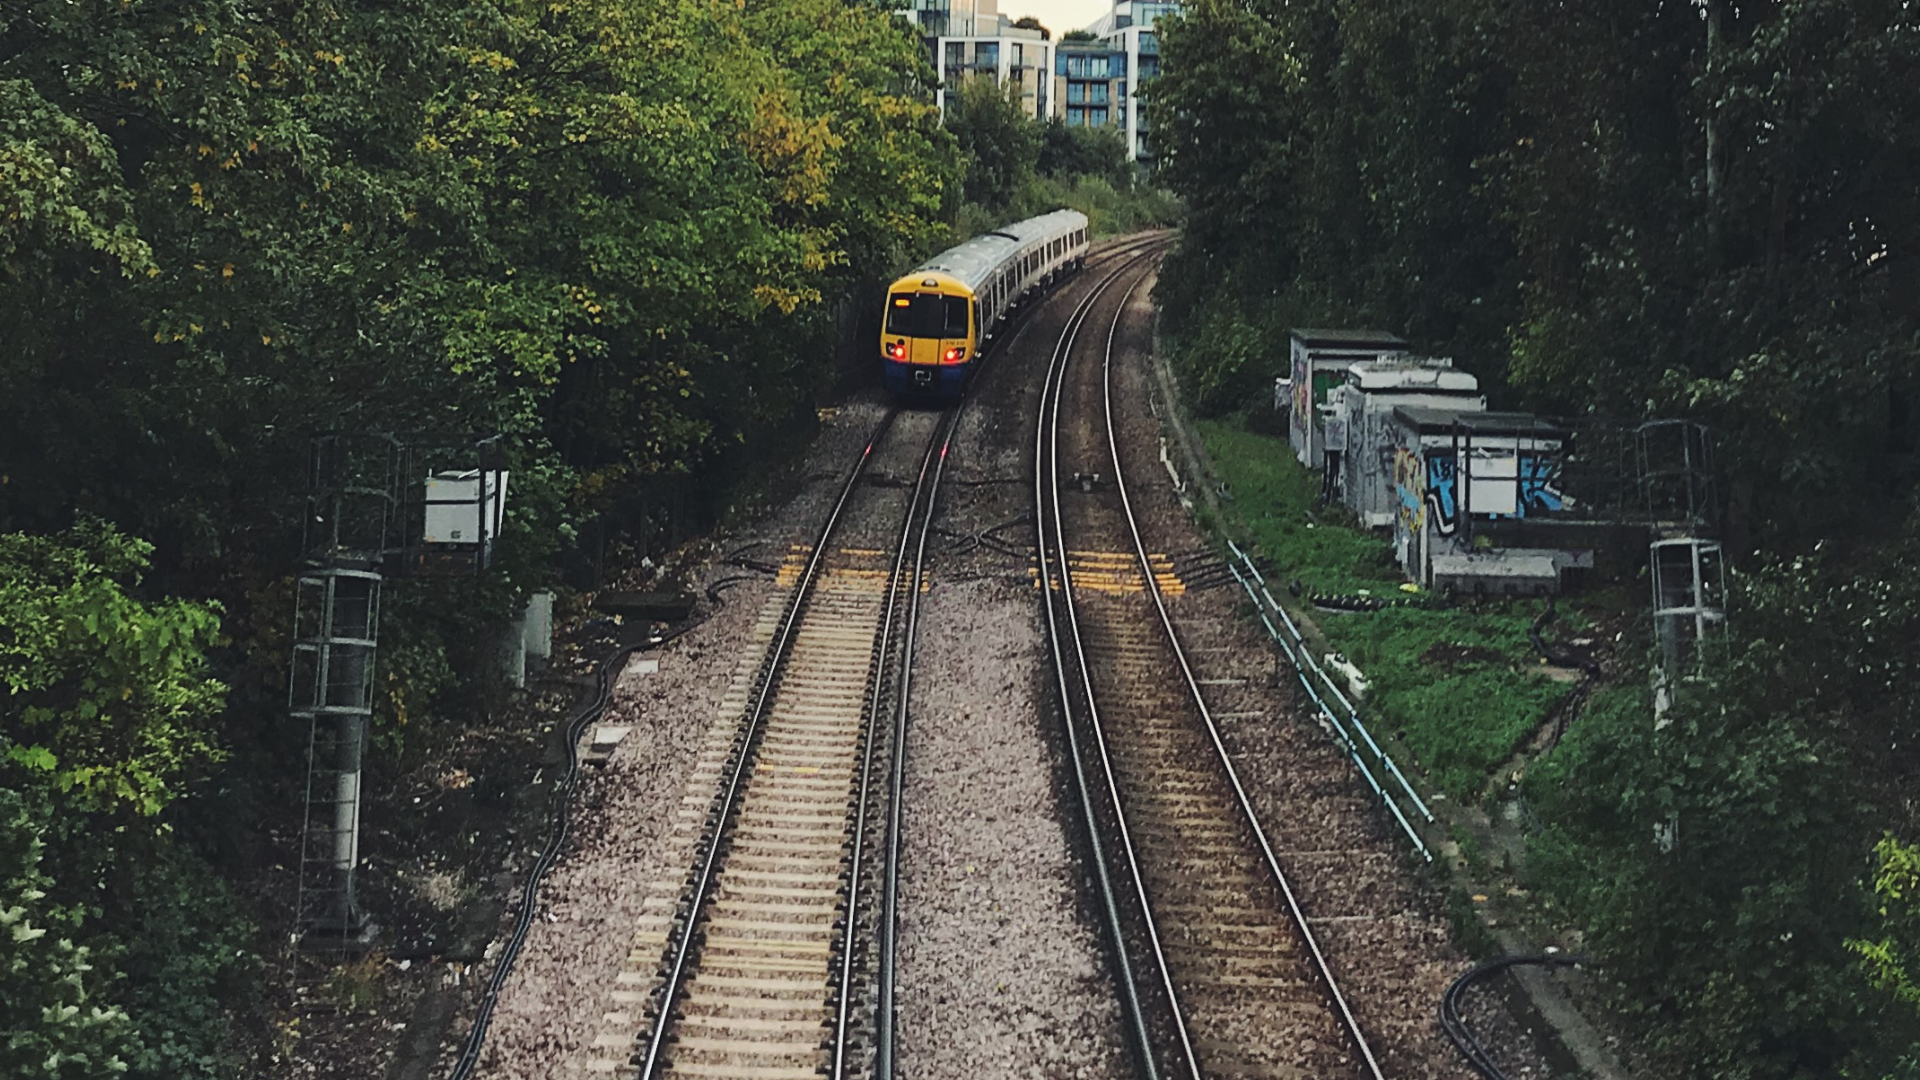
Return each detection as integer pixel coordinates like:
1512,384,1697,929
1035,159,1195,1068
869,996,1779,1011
0,787,134,1080
0,521,225,818
945,76,1040,211
1854,835,1920,1077
1039,121,1130,187
1012,15,1050,39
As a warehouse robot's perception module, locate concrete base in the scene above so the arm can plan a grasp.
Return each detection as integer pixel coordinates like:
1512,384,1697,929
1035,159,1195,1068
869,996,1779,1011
1431,550,1561,596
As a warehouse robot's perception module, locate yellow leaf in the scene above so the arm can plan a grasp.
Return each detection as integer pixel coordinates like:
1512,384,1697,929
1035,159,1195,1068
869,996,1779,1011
261,335,273,345
222,263,235,278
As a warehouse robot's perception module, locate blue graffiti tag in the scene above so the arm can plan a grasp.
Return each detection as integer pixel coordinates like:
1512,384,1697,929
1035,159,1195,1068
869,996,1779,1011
1424,451,1459,535
1518,453,1566,515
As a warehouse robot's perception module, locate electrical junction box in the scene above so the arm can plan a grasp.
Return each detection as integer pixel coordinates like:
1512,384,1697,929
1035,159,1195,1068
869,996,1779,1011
423,470,508,544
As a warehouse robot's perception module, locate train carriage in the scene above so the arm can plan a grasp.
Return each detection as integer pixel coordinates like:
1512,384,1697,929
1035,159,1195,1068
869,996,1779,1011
881,209,1089,399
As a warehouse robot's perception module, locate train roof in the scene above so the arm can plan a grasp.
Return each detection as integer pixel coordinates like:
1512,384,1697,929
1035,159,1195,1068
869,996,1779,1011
908,209,1088,292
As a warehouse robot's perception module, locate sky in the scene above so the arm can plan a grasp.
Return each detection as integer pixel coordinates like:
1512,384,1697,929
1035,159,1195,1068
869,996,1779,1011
997,0,1111,36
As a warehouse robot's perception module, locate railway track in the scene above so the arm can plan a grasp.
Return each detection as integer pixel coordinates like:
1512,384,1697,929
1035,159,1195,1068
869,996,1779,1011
1034,253,1386,1079
627,405,935,1080
623,238,1174,1080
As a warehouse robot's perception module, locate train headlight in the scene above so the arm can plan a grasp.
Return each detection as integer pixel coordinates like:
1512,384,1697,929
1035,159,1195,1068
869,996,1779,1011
886,342,906,361
942,346,966,364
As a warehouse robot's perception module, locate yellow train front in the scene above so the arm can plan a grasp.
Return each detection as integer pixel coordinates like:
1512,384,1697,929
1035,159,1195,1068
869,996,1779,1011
881,209,1089,400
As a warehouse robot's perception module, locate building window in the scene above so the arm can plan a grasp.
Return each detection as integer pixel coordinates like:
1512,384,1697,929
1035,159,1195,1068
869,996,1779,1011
1067,107,1085,127
945,41,963,71
1117,79,1128,101
976,42,998,70
1089,107,1108,127
1140,32,1158,55
1138,56,1160,80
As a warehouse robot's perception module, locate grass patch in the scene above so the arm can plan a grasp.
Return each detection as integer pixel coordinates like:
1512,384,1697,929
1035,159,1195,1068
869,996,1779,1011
1198,414,1567,801
1197,418,1404,595
1319,604,1566,800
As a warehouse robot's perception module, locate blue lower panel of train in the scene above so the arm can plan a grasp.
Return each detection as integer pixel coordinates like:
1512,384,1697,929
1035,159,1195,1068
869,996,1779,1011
883,359,969,399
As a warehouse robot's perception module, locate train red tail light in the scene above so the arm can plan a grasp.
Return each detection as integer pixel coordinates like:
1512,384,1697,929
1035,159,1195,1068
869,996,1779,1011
942,346,966,364
886,341,906,361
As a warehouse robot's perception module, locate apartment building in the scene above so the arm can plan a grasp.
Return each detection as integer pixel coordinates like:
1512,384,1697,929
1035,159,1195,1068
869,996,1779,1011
1085,1,1176,161
1052,37,1124,131
904,0,1053,122
905,0,1177,160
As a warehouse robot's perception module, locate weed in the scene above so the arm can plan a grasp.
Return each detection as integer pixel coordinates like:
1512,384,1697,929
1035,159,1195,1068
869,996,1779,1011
1446,885,1501,959
321,953,387,1013
1452,823,1490,879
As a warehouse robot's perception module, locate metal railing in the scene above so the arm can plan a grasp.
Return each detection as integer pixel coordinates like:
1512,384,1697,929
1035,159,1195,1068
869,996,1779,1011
1225,540,1435,860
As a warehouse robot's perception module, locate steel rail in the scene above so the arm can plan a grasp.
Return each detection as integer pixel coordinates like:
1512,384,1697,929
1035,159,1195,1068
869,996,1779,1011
644,234,1149,1079
875,233,1168,1076
835,407,953,1078
1100,267,1387,1078
872,255,1042,1073
635,406,901,1080
1033,242,1182,1080
872,397,965,1078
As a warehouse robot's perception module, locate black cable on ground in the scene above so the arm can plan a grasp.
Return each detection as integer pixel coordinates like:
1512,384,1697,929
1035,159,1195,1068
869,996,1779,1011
1527,601,1602,745
1527,600,1602,677
977,514,1036,558
705,574,761,604
1439,953,1590,1080
445,603,709,1080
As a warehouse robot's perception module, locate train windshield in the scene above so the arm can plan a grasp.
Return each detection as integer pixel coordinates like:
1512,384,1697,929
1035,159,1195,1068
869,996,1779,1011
886,293,969,338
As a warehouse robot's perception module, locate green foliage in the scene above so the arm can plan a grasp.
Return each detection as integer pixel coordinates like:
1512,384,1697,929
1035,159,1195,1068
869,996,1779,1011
0,787,134,1080
1159,7,1920,1069
1523,514,1920,1080
1518,516,1920,1077
0,80,153,277
1322,605,1562,800
1038,121,1131,187
1195,418,1402,595
1151,0,1920,545
2,0,962,1073
108,846,257,1080
1527,671,1881,1079
945,76,1041,210
0,521,225,817
1198,415,1563,798
1853,836,1920,1015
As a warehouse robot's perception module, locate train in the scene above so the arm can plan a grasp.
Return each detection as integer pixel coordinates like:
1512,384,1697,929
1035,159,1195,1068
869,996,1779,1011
880,209,1090,399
